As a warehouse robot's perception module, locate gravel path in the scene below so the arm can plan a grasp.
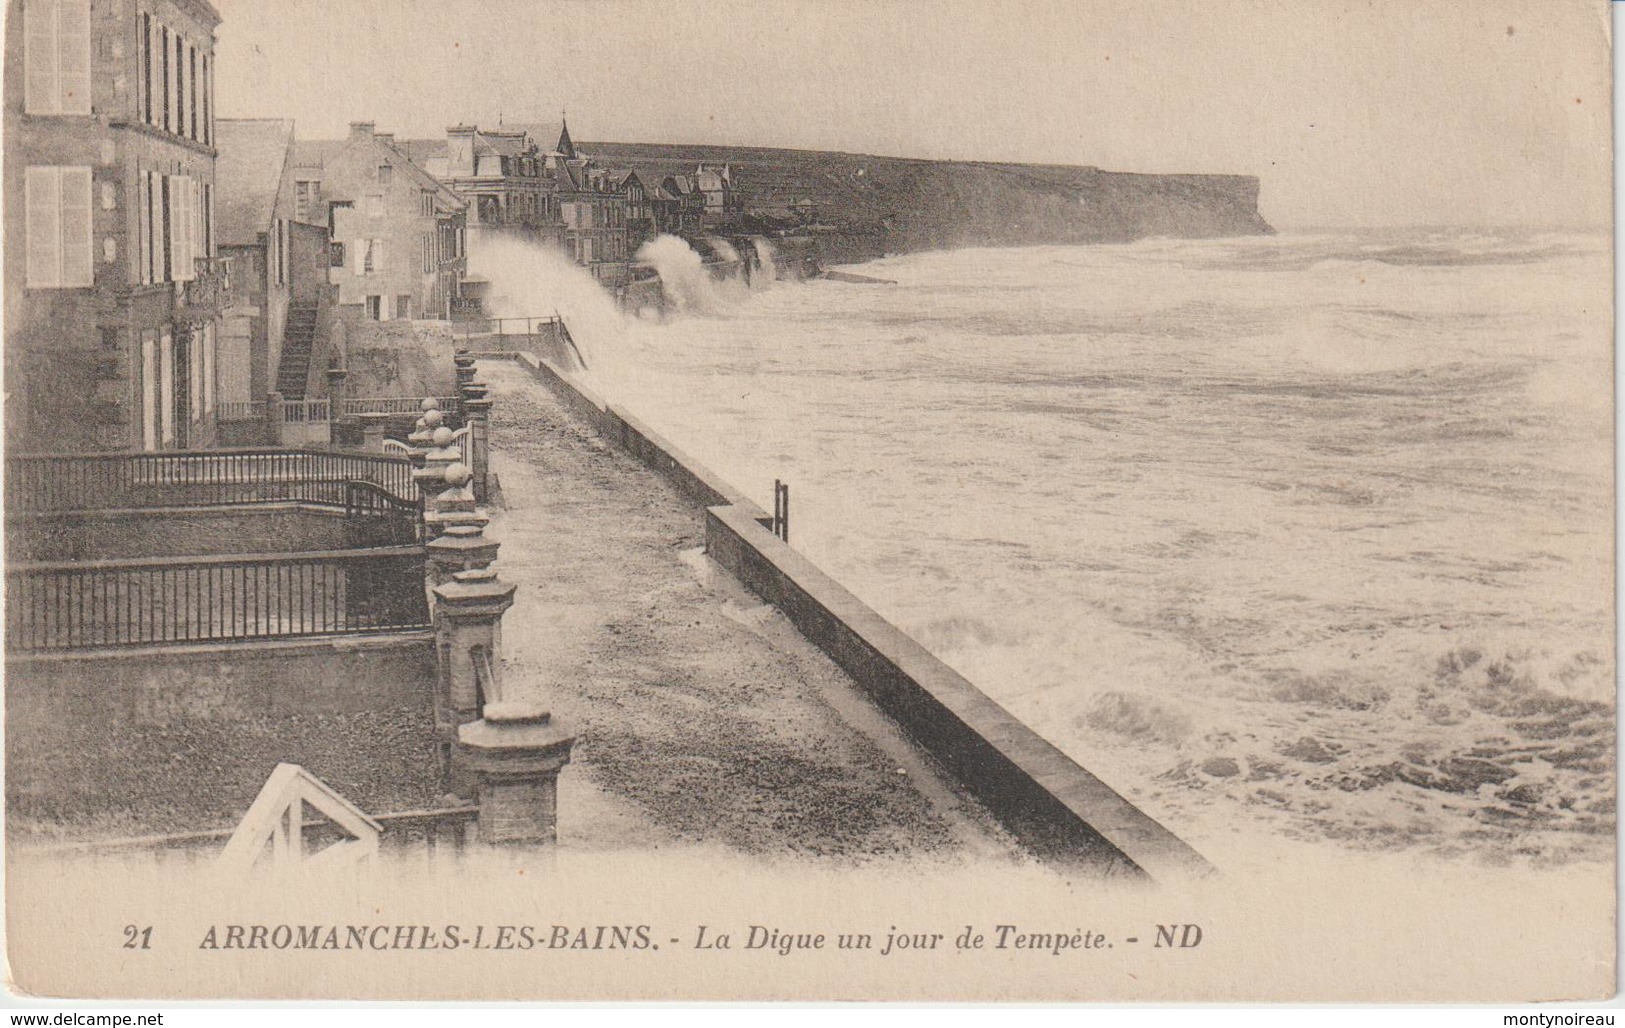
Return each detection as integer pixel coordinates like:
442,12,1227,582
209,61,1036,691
481,359,1018,863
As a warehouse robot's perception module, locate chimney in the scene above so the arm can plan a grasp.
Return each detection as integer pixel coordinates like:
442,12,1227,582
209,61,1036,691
446,124,478,176
349,121,376,141
376,132,395,147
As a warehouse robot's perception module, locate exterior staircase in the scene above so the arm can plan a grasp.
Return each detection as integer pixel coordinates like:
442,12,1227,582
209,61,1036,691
276,304,319,399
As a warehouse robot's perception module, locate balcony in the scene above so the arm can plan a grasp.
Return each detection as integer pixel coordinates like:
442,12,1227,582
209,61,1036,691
177,256,235,318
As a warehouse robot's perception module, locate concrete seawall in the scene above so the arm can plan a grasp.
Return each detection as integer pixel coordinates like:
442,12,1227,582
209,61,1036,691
503,349,1212,882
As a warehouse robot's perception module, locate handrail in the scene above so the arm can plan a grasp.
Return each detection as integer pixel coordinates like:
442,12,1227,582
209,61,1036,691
9,544,425,576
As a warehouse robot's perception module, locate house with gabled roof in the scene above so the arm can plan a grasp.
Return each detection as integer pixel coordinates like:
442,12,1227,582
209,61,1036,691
396,124,564,274
289,122,468,321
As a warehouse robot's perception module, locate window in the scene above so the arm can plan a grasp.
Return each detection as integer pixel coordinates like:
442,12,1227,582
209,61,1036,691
395,295,410,319
329,241,346,268
174,33,184,137
296,180,320,219
363,194,381,218
203,321,215,414
189,330,202,423
188,45,197,141
25,166,92,288
25,0,91,115
421,191,434,217
422,234,433,273
357,237,383,276
140,13,153,124
202,53,211,145
160,25,170,132
365,296,381,320
378,165,393,187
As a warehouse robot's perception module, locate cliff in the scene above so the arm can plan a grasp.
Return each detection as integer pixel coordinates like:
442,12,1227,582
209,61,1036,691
584,141,1273,262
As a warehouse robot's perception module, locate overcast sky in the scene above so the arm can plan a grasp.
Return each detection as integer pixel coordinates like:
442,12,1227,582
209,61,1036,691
211,0,1611,229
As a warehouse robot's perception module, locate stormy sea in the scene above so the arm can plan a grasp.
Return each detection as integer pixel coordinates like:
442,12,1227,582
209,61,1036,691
506,230,1616,871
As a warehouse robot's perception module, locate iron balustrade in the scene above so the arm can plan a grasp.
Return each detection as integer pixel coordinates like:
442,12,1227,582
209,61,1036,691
6,449,418,514
6,545,431,652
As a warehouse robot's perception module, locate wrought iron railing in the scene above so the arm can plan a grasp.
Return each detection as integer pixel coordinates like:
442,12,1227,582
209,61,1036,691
6,449,418,513
450,315,561,338
6,545,431,651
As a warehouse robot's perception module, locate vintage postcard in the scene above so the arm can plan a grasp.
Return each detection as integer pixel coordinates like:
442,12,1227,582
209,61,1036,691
2,0,1614,1004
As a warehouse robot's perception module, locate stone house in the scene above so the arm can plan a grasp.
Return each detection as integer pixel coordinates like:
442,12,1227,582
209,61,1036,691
214,117,333,405
398,124,564,277
4,0,228,453
289,122,467,322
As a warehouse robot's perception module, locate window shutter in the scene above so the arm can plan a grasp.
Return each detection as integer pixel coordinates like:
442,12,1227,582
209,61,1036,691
160,330,174,445
25,168,62,287
141,332,158,450
58,167,93,287
57,0,90,114
25,0,59,114
374,238,384,274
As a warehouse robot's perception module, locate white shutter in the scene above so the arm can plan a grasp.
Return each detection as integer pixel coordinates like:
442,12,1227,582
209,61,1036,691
25,168,62,287
166,29,177,132
141,332,158,450
57,0,90,114
58,166,93,287
24,0,59,114
189,177,202,265
159,330,175,445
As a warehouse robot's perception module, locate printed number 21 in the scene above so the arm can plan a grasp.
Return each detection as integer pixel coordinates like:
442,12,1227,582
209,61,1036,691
123,925,153,949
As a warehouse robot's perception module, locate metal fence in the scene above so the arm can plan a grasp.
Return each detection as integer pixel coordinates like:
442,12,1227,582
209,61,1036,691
450,315,561,338
216,401,267,423
6,449,418,513
6,545,431,651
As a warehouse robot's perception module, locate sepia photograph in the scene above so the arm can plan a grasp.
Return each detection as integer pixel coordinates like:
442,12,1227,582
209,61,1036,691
0,0,1614,1005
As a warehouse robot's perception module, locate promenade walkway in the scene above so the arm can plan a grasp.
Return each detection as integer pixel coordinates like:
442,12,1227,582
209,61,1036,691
480,360,1021,863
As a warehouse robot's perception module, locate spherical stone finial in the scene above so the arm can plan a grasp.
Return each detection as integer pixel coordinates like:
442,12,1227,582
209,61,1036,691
414,417,428,431
442,461,472,486
432,426,454,448
424,409,444,429
421,397,439,412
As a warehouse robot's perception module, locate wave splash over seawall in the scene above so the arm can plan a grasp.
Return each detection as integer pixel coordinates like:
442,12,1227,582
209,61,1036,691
494,229,1615,869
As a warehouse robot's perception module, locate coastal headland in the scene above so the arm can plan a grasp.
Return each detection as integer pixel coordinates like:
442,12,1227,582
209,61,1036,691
585,140,1273,264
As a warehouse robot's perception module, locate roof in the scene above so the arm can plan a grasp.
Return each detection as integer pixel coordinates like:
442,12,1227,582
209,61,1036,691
214,119,295,246
290,132,467,213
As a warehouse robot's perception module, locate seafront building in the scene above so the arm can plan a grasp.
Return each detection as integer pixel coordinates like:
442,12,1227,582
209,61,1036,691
214,117,336,407
397,125,564,276
4,0,227,453
289,121,469,321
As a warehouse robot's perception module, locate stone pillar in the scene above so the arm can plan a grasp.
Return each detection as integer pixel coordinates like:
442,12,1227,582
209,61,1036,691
426,522,500,585
456,703,575,847
265,391,283,445
424,461,488,538
325,368,348,422
463,397,493,504
433,566,516,728
359,412,390,453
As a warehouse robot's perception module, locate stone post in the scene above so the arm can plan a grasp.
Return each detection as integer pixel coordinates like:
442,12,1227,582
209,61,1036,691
359,412,390,453
424,461,488,538
324,368,348,423
456,703,576,846
265,391,283,445
433,565,516,729
426,522,499,585
463,396,493,504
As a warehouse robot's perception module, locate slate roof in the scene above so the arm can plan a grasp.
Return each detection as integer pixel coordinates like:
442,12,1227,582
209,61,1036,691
214,119,295,246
